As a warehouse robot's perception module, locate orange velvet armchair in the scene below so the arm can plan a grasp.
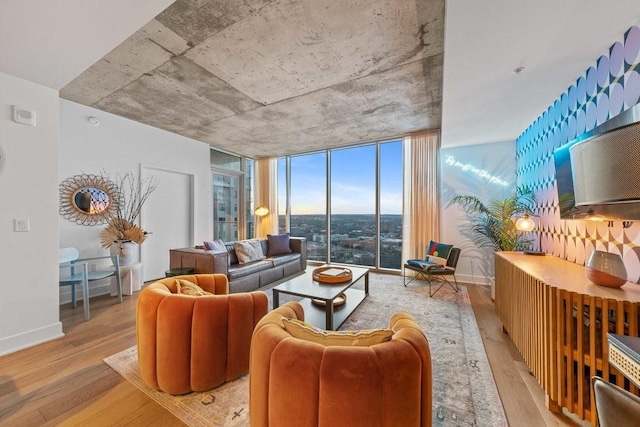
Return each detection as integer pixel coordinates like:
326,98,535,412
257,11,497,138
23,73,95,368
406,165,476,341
136,274,268,395
250,302,433,427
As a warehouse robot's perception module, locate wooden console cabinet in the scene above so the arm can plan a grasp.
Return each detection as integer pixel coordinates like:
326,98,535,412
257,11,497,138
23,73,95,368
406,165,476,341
495,252,640,424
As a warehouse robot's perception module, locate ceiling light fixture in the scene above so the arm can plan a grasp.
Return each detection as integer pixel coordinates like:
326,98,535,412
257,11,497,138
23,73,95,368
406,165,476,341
87,116,100,126
513,66,525,76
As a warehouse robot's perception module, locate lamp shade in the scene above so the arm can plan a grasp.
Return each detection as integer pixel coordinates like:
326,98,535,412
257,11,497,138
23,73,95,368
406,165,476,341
515,215,535,232
254,206,269,217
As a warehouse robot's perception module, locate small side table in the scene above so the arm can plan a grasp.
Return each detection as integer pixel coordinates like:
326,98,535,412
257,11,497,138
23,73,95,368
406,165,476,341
110,262,142,296
608,333,640,388
165,267,195,277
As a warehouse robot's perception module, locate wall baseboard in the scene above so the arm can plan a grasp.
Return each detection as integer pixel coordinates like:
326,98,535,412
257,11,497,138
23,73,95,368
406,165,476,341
0,322,64,357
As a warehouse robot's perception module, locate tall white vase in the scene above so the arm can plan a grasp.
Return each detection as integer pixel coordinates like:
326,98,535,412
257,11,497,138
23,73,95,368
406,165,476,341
110,240,138,266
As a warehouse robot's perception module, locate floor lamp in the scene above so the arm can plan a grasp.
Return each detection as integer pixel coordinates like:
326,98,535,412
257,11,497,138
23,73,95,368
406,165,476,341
254,206,269,238
515,213,545,256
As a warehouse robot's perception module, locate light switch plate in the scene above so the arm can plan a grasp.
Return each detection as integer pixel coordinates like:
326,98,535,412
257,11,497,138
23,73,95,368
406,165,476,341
14,218,30,232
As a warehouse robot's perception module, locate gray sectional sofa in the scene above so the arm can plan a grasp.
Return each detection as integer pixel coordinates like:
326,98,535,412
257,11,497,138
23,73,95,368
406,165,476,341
169,237,307,293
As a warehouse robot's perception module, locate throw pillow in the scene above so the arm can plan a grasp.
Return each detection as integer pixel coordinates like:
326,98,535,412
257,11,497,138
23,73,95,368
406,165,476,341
426,240,453,260
267,233,292,256
428,255,448,266
175,279,212,296
203,239,226,252
234,240,266,264
282,318,393,346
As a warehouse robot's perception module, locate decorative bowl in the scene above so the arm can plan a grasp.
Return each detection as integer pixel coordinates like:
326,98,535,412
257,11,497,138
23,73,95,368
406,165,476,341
312,266,352,283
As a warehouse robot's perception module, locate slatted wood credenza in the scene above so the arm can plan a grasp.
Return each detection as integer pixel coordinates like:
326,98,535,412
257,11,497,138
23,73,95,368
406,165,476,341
495,252,640,424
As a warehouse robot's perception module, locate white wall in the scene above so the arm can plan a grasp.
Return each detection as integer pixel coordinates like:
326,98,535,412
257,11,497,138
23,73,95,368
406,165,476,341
0,71,63,356
59,99,212,301
440,141,516,285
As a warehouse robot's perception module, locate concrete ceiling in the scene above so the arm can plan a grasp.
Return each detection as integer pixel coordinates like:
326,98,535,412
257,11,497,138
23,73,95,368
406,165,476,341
60,0,444,159
3,1,640,157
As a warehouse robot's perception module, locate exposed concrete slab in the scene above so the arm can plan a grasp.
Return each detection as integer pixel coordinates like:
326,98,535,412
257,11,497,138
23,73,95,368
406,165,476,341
95,70,237,133
61,0,445,158
156,57,262,113
61,27,181,105
155,0,271,45
139,19,191,55
186,0,437,104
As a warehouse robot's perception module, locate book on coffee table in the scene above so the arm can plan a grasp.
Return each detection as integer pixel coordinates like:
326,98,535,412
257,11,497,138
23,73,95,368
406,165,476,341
320,268,349,276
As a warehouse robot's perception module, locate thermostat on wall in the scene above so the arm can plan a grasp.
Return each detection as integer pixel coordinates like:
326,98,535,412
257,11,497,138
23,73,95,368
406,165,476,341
13,105,36,126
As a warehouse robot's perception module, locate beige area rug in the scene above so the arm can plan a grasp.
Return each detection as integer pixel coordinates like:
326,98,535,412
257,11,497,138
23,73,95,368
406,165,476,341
104,346,249,426
104,273,507,426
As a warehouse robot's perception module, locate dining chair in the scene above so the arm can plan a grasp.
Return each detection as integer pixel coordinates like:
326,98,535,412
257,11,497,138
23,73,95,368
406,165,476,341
592,376,640,427
59,247,122,321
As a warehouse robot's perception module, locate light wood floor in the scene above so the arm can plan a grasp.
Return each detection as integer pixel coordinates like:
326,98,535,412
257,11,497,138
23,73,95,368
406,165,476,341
0,280,587,426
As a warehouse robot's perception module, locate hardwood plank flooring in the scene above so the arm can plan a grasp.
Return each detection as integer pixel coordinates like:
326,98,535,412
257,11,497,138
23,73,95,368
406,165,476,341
0,280,590,426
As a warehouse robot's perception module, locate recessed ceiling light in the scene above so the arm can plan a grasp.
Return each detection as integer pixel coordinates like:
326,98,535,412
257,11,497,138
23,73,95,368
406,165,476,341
513,66,525,76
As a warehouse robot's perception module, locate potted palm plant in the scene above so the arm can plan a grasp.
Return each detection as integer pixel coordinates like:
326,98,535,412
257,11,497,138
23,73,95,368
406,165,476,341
449,186,536,251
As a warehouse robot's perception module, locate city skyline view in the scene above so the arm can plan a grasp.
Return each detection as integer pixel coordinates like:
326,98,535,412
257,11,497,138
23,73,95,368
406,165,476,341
278,140,403,215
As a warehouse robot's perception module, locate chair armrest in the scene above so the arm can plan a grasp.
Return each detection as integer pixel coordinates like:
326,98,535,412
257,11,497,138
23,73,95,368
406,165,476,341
169,248,230,275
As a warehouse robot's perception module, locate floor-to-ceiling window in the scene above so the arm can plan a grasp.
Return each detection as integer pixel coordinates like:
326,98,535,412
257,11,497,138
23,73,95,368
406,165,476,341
211,149,253,241
290,152,327,262
379,140,403,269
330,145,376,266
279,139,403,270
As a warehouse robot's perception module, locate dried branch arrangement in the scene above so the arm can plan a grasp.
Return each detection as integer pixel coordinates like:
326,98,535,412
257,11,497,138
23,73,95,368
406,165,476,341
100,172,157,250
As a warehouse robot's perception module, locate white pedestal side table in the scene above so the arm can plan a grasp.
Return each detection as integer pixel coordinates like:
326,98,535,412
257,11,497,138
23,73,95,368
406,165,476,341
110,262,142,296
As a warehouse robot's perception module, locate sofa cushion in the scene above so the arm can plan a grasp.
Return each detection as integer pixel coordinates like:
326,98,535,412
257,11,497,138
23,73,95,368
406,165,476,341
269,253,301,267
175,279,212,296
235,240,266,264
203,239,226,252
227,259,273,280
267,233,292,256
225,244,239,265
282,318,393,346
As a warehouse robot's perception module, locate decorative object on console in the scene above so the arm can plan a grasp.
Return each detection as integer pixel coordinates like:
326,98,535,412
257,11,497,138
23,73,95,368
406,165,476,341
450,186,535,251
515,213,545,255
585,250,628,288
99,172,157,264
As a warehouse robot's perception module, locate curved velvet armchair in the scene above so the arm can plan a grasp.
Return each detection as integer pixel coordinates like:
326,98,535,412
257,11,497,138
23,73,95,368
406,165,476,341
136,274,268,395
250,302,432,427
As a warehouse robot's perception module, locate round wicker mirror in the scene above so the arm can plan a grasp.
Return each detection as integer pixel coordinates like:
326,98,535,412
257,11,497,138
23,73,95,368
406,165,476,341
59,174,120,225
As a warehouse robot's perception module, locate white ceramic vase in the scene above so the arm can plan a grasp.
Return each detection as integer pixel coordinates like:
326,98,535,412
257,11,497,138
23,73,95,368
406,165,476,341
110,240,138,266
585,250,627,288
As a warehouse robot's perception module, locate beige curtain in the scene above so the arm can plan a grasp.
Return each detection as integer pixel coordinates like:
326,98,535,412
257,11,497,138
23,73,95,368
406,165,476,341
254,158,279,238
402,130,441,261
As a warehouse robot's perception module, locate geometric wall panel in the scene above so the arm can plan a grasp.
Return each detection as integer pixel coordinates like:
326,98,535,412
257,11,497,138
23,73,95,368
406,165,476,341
516,24,640,283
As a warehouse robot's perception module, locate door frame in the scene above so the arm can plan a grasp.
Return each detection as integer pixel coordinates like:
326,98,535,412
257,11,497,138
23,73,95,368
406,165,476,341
140,163,195,281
